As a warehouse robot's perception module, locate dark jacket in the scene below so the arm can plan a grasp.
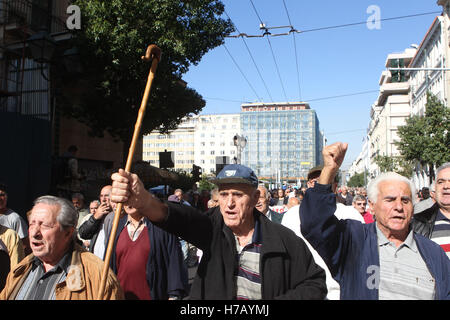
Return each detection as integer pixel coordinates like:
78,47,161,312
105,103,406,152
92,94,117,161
78,214,107,255
268,208,284,224
300,183,450,300
411,203,440,238
336,192,353,206
110,216,188,300
155,202,327,300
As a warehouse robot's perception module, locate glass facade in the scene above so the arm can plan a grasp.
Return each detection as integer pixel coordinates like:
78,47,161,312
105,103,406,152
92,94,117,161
241,107,323,184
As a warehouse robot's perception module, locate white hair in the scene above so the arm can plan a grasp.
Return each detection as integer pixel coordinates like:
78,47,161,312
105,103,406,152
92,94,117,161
367,172,417,205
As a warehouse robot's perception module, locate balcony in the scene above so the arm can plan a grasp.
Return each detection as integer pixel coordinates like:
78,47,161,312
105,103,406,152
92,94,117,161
0,0,68,39
376,81,410,106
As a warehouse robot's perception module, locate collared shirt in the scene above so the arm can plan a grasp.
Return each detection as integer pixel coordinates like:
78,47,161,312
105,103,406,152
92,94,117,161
376,225,436,300
93,223,106,259
431,210,450,259
234,219,262,300
15,246,73,300
124,217,146,242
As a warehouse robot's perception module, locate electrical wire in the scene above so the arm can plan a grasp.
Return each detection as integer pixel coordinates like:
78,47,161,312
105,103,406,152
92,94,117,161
249,0,289,102
226,11,441,38
224,9,274,102
223,43,263,102
282,0,302,101
304,90,379,103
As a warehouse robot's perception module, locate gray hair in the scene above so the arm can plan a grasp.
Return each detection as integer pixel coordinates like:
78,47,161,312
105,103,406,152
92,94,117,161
436,162,450,178
367,172,417,205
352,195,367,203
33,195,78,231
90,199,101,206
257,185,270,200
211,187,219,197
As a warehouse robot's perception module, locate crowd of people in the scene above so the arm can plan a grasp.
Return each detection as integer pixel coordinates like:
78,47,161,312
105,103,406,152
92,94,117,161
0,141,449,300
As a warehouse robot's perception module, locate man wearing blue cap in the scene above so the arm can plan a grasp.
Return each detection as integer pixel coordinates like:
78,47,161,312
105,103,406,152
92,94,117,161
110,164,327,300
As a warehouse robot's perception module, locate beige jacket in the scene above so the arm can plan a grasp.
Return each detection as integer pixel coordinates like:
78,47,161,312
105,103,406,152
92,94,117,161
0,225,24,269
0,244,124,300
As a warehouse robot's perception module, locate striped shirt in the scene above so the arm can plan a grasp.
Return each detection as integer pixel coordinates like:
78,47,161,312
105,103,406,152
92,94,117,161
15,248,72,300
431,210,450,259
234,220,262,300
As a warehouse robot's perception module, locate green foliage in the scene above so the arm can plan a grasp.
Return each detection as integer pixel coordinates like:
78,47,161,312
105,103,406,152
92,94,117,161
348,171,365,187
57,0,234,144
396,92,450,170
374,155,414,178
198,174,215,191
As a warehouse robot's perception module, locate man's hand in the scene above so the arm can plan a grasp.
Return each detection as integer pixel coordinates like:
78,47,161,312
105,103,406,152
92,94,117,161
318,142,348,185
93,202,110,220
110,169,167,222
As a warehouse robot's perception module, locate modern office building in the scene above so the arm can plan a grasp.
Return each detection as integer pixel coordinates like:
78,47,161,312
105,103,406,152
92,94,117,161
240,102,323,186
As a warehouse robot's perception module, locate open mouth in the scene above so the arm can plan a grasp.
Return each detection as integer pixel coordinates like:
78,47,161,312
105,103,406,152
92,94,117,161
31,241,44,249
391,216,405,222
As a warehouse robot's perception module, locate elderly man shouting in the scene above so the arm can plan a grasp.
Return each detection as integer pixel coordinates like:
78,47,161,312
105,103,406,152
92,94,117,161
0,196,123,300
300,142,450,300
110,164,326,300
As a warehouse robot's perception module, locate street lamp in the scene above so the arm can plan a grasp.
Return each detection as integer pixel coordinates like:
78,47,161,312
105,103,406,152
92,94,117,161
233,134,247,164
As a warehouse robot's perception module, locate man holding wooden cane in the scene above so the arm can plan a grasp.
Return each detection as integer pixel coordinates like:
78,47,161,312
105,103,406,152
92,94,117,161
110,164,327,300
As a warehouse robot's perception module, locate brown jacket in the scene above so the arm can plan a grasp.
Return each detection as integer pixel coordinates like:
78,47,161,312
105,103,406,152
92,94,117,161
0,244,124,300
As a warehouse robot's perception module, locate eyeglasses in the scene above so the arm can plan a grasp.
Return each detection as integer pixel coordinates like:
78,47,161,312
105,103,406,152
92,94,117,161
355,202,366,206
0,193,6,197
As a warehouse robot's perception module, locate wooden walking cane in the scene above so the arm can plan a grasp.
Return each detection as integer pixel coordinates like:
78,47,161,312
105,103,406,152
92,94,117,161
97,44,161,300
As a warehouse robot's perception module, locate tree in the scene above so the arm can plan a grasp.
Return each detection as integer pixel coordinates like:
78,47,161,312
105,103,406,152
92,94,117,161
198,174,215,191
57,0,234,160
396,92,450,181
347,171,365,187
374,155,413,178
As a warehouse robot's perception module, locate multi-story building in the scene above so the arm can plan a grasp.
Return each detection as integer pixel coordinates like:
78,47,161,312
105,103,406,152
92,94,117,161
0,1,129,212
143,113,240,175
240,102,323,186
367,47,416,178
194,113,240,175
408,11,449,189
142,116,196,172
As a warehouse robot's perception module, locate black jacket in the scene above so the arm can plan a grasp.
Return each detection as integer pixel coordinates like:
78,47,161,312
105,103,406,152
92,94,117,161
156,203,327,300
411,203,440,238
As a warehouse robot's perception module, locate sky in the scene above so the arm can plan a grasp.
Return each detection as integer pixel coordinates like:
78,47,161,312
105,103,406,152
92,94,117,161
182,0,442,170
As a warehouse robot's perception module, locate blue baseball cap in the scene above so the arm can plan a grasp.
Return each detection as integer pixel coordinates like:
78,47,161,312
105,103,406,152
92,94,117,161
211,164,258,187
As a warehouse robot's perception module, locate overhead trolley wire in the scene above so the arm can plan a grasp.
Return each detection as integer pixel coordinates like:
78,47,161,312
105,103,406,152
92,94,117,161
249,0,289,102
223,43,263,102
224,9,274,102
281,0,302,101
226,11,441,38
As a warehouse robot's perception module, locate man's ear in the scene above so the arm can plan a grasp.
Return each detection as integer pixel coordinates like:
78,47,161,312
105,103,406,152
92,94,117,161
368,200,375,214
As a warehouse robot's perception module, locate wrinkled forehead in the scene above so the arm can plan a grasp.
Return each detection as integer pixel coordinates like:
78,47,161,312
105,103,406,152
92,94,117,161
31,203,59,222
